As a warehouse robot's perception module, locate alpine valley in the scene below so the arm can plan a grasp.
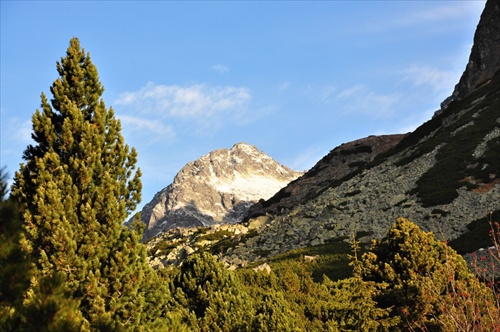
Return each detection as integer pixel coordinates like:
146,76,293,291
143,0,500,270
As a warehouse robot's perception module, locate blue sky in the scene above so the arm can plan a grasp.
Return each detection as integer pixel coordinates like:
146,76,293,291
1,1,486,214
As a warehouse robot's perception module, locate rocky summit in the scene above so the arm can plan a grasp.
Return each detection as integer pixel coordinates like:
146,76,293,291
136,143,302,241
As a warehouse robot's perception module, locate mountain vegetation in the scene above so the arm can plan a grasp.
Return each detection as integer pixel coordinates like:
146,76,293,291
1,0,500,330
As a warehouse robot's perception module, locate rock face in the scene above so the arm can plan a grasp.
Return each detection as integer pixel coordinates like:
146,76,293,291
440,0,500,110
246,134,406,219
137,143,302,241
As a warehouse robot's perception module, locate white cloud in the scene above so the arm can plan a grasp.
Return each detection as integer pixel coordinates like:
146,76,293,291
114,115,176,147
115,82,251,119
114,82,256,137
403,64,459,93
319,85,337,101
337,85,400,118
212,64,229,74
337,84,365,99
119,115,175,136
301,83,338,103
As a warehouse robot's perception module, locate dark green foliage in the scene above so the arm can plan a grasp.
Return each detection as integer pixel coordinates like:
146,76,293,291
171,252,254,331
265,239,354,282
148,238,187,256
0,168,30,330
209,228,259,255
22,272,86,332
319,276,398,331
197,229,232,242
357,218,498,331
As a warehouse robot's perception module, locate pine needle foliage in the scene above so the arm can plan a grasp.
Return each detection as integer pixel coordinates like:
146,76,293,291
356,218,498,331
10,38,163,330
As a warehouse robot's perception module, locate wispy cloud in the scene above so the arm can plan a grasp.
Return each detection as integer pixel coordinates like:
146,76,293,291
362,2,484,33
118,115,176,145
115,82,251,119
289,145,326,171
337,84,365,99
212,64,229,74
402,64,459,93
319,85,337,102
393,2,482,27
337,85,400,118
301,83,338,103
1,112,32,145
278,81,290,92
114,82,256,138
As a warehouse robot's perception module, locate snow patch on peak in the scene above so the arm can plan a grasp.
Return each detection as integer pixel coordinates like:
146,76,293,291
211,172,291,202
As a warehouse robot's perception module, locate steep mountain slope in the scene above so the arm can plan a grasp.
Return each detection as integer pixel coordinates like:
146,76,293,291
246,134,406,219
136,143,302,241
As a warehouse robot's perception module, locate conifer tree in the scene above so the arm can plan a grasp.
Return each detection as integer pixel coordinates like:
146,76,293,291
171,252,254,331
11,38,161,330
357,218,498,331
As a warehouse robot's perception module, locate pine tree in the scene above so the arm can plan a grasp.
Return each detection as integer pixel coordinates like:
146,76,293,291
356,218,498,331
171,251,254,331
11,38,160,330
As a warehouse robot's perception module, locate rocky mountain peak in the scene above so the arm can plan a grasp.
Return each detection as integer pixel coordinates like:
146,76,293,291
440,0,500,111
137,143,303,241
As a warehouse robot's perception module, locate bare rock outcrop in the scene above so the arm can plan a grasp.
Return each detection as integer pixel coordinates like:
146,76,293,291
440,0,500,111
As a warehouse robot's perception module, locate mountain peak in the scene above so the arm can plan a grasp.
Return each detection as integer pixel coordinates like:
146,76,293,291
230,142,258,153
136,143,303,241
440,0,500,110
